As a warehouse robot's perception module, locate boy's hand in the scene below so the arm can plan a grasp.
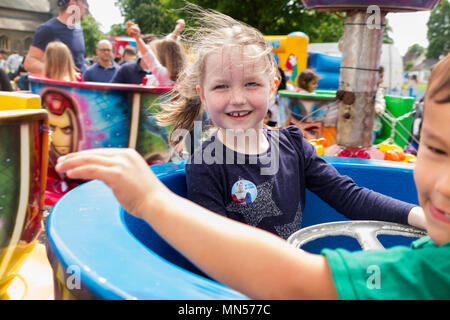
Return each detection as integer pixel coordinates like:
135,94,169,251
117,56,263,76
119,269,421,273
55,148,169,219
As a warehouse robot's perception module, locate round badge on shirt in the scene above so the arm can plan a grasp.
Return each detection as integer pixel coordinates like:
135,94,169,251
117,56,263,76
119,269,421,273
231,179,257,205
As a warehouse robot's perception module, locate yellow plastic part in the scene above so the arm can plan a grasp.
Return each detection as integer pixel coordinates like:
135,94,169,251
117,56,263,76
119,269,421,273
1,243,54,300
379,142,403,153
315,144,325,156
265,34,309,87
0,92,41,111
403,154,417,163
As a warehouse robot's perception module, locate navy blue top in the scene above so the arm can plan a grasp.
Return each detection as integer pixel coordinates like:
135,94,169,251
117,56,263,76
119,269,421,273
186,126,413,239
82,62,119,83
110,58,151,85
31,18,86,73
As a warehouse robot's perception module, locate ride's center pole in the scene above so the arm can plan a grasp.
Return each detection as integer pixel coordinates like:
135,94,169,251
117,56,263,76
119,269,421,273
336,11,386,147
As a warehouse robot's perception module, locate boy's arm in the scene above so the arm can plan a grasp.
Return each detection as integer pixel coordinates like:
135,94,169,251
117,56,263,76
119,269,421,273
147,190,338,300
55,148,338,300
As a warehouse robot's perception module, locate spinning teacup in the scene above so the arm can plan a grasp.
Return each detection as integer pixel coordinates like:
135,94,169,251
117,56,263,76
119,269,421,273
0,93,49,299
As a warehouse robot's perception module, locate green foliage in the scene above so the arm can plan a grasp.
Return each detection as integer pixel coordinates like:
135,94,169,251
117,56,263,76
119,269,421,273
404,61,414,71
115,0,181,37
406,43,426,56
383,19,394,44
109,23,127,37
81,14,106,57
427,0,450,59
114,0,345,42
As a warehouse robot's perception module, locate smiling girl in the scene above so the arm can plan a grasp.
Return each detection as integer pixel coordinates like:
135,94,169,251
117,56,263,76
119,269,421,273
154,7,425,239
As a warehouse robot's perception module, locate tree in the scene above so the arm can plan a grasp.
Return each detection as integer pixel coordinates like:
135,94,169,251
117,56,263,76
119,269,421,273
115,0,180,37
109,23,127,37
114,0,345,42
406,44,426,56
383,19,394,44
404,61,414,71
81,14,106,57
427,0,450,59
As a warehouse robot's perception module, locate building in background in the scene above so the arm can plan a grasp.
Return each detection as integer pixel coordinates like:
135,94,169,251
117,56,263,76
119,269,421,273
0,0,59,56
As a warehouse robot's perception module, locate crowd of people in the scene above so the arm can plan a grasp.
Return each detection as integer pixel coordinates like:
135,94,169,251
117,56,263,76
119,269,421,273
0,0,187,92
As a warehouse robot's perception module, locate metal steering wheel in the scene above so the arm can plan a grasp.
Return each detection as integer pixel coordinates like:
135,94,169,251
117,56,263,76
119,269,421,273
287,221,427,251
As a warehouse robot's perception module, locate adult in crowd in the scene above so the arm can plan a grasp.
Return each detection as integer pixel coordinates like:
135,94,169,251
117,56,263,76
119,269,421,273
0,68,12,91
0,49,7,70
121,45,138,65
5,51,23,80
24,0,88,74
110,35,157,85
13,57,31,90
82,40,119,83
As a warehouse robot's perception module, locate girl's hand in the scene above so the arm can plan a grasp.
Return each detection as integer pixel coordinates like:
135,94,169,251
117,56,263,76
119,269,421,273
408,206,427,230
127,21,141,38
55,148,169,219
175,19,185,33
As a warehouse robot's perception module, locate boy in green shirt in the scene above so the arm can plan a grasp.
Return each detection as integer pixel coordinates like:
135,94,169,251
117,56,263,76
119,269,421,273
55,53,450,300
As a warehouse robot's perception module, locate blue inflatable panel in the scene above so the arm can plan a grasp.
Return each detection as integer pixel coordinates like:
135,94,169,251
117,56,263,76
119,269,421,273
46,157,419,299
316,72,340,91
308,52,342,90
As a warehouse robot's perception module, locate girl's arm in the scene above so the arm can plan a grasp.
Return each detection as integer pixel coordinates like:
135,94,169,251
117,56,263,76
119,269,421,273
55,148,338,300
166,19,185,41
127,22,172,85
127,23,148,61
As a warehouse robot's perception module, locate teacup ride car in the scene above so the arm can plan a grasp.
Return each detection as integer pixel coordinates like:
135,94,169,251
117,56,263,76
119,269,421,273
46,157,426,299
0,92,51,299
28,76,177,206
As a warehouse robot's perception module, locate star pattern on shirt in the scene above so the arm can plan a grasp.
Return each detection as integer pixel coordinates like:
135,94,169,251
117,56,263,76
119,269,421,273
225,178,303,239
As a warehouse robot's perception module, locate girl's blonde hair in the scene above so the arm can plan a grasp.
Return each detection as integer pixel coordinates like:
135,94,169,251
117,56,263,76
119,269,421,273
151,39,187,82
44,41,77,81
156,5,279,146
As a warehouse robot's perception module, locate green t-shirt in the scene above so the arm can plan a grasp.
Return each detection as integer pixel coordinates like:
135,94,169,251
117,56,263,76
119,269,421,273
322,236,450,299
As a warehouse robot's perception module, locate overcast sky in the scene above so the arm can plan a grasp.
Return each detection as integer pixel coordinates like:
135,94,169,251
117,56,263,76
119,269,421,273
87,0,431,56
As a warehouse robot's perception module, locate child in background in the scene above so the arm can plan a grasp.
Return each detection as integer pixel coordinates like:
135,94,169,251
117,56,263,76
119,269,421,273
153,8,424,239
266,67,286,127
44,41,81,82
127,22,186,86
407,74,419,100
373,66,386,142
264,109,272,126
55,52,450,299
296,69,319,93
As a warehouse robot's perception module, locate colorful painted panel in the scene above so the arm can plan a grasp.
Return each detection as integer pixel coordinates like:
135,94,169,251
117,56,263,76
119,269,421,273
29,77,173,168
0,109,48,297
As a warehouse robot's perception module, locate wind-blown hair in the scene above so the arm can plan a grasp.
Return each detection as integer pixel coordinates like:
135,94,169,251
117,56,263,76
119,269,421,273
155,5,278,146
